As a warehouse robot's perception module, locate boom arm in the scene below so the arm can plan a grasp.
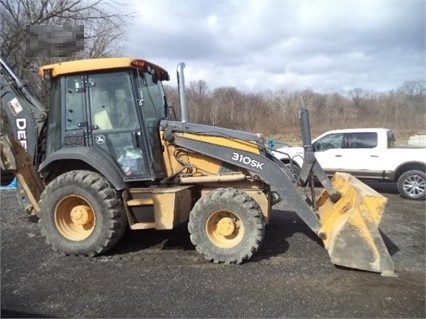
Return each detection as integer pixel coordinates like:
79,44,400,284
0,58,48,162
0,58,47,213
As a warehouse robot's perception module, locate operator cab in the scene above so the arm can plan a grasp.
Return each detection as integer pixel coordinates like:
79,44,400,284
41,58,170,182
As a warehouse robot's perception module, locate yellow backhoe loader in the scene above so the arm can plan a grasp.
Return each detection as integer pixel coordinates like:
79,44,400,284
0,57,394,275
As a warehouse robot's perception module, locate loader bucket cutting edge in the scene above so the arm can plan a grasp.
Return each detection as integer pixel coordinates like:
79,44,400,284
316,172,395,276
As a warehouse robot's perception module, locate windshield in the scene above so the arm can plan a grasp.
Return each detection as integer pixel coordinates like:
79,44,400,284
134,69,167,121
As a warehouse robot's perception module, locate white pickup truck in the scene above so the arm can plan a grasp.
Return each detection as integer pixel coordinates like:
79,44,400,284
272,128,426,200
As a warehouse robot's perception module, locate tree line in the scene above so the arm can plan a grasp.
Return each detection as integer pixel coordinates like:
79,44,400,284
164,79,426,141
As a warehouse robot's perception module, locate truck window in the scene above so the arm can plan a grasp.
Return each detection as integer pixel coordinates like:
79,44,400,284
387,131,395,148
343,132,377,149
314,133,343,151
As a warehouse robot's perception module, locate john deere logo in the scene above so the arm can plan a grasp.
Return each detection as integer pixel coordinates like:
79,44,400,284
95,135,106,144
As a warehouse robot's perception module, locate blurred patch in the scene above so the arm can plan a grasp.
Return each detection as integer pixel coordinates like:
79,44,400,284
26,25,84,57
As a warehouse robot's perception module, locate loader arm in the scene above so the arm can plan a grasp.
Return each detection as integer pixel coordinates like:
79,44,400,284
161,117,395,276
161,120,322,232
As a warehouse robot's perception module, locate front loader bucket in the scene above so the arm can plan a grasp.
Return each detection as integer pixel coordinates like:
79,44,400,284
316,172,395,276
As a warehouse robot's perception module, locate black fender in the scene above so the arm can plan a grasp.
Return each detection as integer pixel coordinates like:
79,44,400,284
39,146,126,190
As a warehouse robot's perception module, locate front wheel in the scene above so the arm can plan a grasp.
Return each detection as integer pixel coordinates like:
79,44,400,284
397,170,425,200
39,170,128,256
188,187,265,264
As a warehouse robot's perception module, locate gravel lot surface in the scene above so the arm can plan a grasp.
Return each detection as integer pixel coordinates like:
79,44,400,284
1,183,425,318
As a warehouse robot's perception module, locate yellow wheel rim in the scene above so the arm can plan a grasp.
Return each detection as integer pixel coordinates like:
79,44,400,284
54,195,96,241
206,210,244,248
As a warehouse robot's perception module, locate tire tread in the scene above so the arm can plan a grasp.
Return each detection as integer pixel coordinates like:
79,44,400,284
188,187,265,264
39,170,127,256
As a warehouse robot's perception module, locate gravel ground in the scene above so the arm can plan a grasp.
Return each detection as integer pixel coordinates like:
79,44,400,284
1,183,425,318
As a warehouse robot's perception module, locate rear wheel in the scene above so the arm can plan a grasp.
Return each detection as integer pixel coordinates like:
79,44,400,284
39,170,127,256
397,170,425,200
188,188,265,264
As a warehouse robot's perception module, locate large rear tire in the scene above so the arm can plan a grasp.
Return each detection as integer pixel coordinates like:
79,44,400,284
397,170,425,200
188,187,265,264
39,170,127,256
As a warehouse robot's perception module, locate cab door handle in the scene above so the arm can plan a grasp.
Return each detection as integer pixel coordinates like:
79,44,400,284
132,130,142,147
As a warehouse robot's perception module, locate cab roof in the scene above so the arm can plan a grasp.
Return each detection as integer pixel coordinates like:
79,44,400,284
39,57,170,81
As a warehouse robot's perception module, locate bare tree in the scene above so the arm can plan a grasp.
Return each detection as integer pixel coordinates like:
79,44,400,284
348,88,365,108
188,80,210,123
398,80,426,100
0,0,132,98
211,87,242,128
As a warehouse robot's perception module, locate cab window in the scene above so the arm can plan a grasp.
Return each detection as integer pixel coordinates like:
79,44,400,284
65,76,85,131
89,71,139,131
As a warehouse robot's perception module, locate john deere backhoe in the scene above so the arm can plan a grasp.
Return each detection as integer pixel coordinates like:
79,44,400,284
0,57,394,275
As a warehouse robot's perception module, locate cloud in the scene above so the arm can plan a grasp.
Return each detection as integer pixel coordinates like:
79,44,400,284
122,0,425,94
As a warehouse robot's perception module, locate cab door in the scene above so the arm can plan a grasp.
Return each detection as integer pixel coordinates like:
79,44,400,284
63,71,152,180
133,69,167,178
63,75,89,148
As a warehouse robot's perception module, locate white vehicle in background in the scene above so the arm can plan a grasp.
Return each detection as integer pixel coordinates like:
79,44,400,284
272,128,426,200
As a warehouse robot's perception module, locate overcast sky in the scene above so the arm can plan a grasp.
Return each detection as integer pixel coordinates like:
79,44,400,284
122,0,424,95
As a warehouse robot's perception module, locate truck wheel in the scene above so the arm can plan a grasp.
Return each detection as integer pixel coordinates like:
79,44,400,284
188,187,265,264
39,170,127,256
397,170,425,200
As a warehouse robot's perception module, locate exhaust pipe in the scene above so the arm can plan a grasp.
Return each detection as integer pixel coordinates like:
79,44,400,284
299,109,313,152
176,62,189,123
